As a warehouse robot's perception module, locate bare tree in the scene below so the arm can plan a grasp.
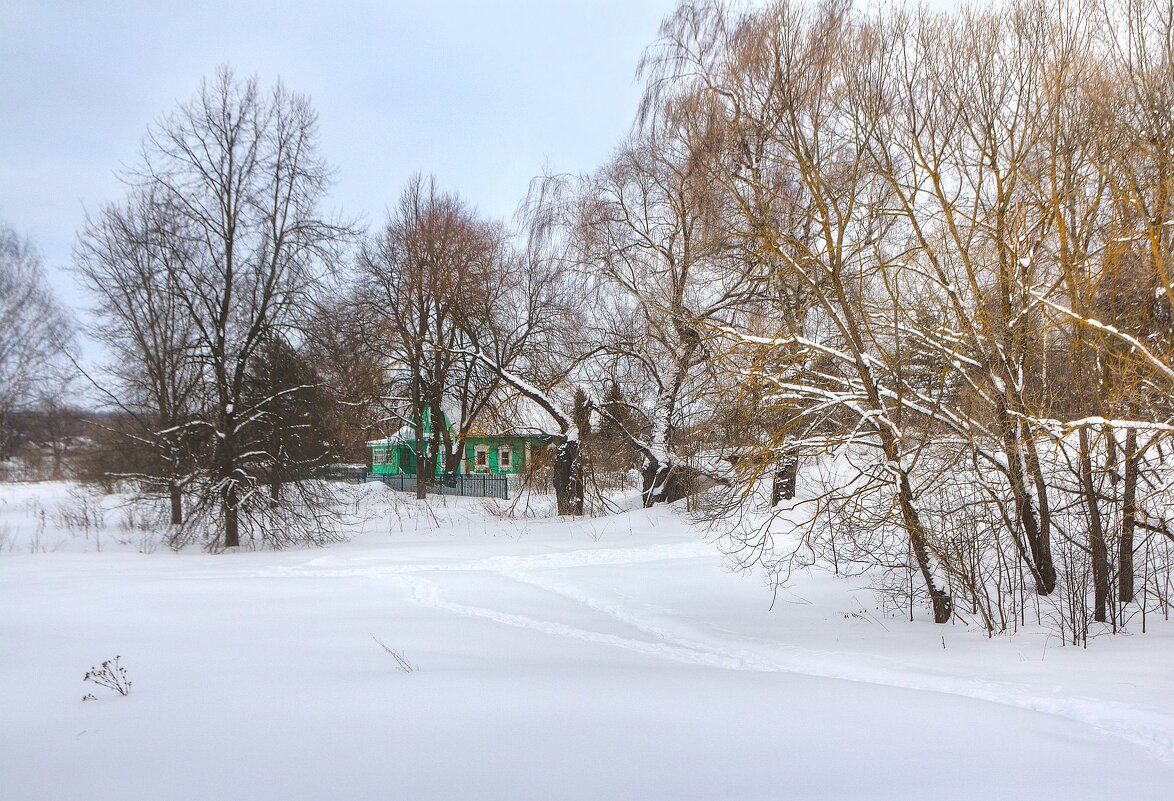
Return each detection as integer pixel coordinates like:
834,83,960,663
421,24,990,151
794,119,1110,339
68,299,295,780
0,222,71,463
303,289,390,461
100,66,349,548
643,0,961,620
360,175,507,496
74,188,205,523
626,0,1174,633
456,233,588,515
552,112,759,505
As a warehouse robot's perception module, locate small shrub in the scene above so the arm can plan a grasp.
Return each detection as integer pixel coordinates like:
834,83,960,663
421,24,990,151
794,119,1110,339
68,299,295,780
55,487,107,542
83,656,132,698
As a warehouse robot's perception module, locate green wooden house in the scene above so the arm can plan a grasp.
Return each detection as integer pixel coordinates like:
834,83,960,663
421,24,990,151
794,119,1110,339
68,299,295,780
368,408,549,477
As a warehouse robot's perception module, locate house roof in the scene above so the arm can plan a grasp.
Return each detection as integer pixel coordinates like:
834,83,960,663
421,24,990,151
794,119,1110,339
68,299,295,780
368,391,565,448
366,425,415,448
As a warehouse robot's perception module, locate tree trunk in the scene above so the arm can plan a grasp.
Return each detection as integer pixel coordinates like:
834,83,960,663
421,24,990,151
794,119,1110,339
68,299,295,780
431,399,455,476
1022,433,1057,593
553,438,584,516
772,451,799,504
219,408,240,548
51,445,65,480
0,411,12,462
1001,414,1057,595
641,457,691,506
169,480,183,526
445,438,464,475
641,458,660,508
1120,427,1138,603
895,466,952,624
414,431,428,500
223,484,240,548
1079,429,1110,623
269,476,282,509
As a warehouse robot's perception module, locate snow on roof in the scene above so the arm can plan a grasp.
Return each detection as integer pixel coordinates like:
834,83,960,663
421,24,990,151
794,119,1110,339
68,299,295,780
366,399,559,448
366,425,415,447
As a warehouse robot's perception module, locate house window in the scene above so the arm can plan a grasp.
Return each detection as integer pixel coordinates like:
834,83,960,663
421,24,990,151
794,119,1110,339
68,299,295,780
498,446,512,470
474,446,489,471
373,448,387,465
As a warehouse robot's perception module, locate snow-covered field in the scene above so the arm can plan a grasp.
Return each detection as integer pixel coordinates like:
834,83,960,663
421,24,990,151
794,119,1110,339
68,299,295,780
2,481,1173,800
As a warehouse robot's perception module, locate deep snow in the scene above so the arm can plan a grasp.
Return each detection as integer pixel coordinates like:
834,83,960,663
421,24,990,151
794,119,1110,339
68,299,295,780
1,482,1173,800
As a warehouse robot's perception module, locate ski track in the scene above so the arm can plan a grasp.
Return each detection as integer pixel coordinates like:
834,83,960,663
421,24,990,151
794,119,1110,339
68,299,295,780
273,541,1174,767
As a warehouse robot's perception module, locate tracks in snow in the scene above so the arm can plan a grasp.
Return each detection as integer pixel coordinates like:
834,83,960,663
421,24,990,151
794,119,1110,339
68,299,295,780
283,541,1174,767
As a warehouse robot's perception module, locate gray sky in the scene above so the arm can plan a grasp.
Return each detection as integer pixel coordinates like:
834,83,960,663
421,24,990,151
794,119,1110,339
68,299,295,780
1,0,675,315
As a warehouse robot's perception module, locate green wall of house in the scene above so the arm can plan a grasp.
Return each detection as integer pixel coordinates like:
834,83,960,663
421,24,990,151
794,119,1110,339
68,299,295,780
463,436,530,475
371,436,542,476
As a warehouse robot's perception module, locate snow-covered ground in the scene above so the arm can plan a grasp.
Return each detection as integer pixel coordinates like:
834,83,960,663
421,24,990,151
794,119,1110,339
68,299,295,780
2,481,1173,800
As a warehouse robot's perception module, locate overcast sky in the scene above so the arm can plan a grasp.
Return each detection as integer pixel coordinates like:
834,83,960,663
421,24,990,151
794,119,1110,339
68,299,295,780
1,0,676,317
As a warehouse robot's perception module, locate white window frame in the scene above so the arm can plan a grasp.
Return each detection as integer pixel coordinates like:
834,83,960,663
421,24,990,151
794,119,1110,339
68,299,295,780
498,446,512,470
474,445,489,472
